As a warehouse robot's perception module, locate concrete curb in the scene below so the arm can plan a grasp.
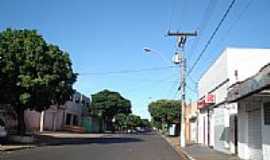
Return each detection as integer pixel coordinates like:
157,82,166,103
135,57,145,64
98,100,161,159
0,145,35,152
159,133,196,160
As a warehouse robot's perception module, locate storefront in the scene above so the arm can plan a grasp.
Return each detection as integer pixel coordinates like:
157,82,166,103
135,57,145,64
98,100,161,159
227,63,270,160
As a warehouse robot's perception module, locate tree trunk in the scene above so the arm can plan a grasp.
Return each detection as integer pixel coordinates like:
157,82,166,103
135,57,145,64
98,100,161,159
16,106,26,135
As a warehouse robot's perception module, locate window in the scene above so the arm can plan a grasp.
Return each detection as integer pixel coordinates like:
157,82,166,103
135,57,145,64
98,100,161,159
82,100,85,105
75,97,80,103
66,114,71,125
73,115,78,126
264,103,270,125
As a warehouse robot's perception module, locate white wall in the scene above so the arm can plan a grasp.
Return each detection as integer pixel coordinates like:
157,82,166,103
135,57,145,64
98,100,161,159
227,48,270,85
238,100,264,160
198,49,228,100
238,102,249,160
199,48,270,100
262,102,270,160
198,111,208,145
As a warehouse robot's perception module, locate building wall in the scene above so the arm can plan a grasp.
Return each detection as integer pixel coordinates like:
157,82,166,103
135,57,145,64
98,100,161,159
198,49,228,100
238,102,249,159
198,110,208,145
262,101,270,160
227,48,270,85
24,110,41,131
197,48,270,156
238,99,263,160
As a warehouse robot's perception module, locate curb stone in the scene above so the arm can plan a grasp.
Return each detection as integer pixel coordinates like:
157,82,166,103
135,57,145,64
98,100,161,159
0,145,35,152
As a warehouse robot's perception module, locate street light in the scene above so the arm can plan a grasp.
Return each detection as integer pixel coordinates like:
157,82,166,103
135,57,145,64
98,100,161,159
143,47,171,65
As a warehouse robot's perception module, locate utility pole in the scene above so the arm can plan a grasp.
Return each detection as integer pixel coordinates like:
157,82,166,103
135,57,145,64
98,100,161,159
168,31,197,147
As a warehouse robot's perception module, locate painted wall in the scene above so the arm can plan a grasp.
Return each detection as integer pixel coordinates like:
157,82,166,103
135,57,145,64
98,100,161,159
262,102,270,160
227,48,270,85
238,99,263,160
198,49,228,101
24,109,41,131
238,102,249,160
198,110,208,145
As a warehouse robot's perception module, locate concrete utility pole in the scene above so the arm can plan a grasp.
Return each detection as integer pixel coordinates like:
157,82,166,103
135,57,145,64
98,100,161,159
168,31,197,147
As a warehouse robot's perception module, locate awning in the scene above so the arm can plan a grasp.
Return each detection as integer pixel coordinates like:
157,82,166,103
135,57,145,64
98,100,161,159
227,63,270,102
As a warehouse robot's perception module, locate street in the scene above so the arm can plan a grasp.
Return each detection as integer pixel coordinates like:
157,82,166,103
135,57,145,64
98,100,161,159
1,133,184,160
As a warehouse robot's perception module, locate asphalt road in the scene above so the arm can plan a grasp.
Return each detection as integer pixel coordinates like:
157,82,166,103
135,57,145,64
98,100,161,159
1,133,184,160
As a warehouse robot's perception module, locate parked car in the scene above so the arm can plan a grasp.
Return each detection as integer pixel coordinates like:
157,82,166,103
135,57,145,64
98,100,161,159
0,118,7,143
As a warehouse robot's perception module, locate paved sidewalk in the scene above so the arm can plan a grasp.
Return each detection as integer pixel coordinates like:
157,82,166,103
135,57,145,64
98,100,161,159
165,136,240,160
184,144,240,160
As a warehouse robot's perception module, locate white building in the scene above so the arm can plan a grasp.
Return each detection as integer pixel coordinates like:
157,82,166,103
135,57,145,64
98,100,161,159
227,63,270,160
24,91,91,132
197,48,270,158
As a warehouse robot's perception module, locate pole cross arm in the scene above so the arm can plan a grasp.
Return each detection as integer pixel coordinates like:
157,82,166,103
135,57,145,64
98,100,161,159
167,31,198,37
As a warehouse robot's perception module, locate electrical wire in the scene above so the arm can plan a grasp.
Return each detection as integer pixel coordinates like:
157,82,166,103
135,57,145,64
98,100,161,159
217,0,254,47
177,0,237,93
187,0,236,77
79,66,177,76
187,0,219,61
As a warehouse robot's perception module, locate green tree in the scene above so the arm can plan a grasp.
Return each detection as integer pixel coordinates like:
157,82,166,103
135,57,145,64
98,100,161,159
139,119,151,128
90,89,132,131
127,114,141,130
0,28,77,135
148,99,181,131
114,113,128,131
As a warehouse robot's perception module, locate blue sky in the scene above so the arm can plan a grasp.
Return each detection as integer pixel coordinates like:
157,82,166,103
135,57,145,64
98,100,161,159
1,0,270,119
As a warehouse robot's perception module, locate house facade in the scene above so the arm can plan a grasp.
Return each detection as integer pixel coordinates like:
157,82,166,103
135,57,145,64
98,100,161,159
24,91,91,132
197,48,270,156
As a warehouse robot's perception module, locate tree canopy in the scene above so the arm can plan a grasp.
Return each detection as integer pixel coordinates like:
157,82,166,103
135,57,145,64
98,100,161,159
90,89,132,131
126,114,141,130
148,99,181,129
0,28,77,134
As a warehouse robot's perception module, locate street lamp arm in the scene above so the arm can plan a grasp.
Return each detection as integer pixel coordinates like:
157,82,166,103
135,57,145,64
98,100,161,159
143,47,171,65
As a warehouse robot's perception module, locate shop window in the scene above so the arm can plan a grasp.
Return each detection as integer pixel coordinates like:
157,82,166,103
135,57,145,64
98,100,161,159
264,103,270,125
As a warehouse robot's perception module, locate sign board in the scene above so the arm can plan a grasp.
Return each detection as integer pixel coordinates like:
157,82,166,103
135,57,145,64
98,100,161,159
197,94,216,109
205,94,215,104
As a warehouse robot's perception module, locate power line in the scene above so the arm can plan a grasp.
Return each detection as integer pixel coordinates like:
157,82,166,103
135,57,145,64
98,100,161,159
195,0,254,81
217,0,254,47
166,79,179,98
187,0,219,61
187,74,198,85
187,0,237,76
186,84,197,95
79,66,177,76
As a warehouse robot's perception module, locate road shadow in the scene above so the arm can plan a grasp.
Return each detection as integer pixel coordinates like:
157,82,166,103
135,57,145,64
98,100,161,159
34,134,144,146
